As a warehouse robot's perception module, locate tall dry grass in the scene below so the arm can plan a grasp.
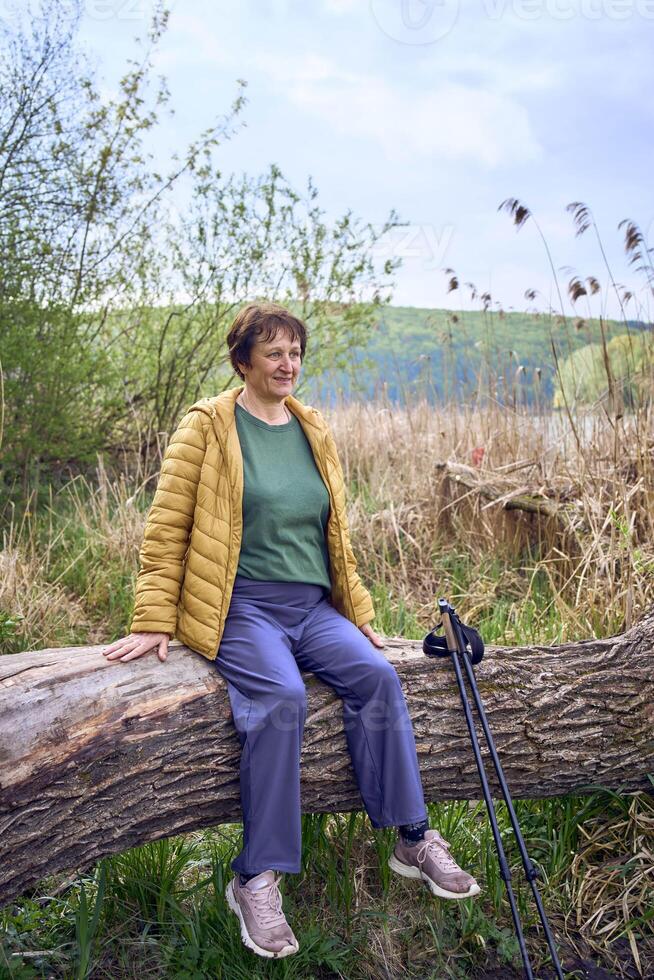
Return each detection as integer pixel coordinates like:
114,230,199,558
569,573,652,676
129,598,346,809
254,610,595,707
329,395,654,643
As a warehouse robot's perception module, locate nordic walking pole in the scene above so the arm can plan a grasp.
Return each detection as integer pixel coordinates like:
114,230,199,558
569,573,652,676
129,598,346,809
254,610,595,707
424,602,535,979
451,611,565,979
423,598,565,980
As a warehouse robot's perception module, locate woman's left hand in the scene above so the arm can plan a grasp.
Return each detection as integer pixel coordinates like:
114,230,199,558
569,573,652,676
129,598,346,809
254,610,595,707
359,623,385,648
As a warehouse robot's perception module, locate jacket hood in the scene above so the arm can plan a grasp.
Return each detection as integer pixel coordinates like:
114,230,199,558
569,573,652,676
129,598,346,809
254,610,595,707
187,386,327,436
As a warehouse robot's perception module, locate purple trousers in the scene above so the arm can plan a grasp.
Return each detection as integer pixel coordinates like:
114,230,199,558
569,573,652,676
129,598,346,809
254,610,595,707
213,575,428,875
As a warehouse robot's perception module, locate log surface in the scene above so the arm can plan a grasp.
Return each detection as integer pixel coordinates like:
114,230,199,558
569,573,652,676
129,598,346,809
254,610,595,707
1,612,653,906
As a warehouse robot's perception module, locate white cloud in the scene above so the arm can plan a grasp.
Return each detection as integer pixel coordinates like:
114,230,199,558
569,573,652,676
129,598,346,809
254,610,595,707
415,52,562,96
253,53,542,166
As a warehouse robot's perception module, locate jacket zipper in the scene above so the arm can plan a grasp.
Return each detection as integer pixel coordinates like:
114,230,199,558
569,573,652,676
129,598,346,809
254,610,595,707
319,442,356,622
211,405,240,648
218,485,234,635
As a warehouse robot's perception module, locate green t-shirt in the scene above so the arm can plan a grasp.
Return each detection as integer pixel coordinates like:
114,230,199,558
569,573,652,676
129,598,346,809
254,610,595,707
234,402,331,589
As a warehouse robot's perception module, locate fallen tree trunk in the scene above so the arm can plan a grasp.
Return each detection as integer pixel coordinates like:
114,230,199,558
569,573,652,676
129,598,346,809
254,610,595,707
1,612,653,906
435,460,572,521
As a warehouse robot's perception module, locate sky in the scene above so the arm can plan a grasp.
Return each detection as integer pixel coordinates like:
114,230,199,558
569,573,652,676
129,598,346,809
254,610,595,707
77,0,653,321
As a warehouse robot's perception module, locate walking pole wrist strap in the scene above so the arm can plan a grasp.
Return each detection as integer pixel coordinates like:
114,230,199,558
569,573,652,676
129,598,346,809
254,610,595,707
423,610,485,665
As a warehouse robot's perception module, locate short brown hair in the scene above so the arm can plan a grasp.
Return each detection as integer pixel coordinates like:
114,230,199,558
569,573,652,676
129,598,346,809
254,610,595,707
226,302,308,381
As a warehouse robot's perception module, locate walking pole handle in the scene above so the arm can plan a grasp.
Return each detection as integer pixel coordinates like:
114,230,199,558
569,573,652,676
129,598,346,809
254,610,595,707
422,598,485,665
440,604,459,654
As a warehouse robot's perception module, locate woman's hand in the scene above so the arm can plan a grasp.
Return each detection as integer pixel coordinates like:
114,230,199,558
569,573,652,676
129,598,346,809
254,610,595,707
359,623,385,648
102,631,169,664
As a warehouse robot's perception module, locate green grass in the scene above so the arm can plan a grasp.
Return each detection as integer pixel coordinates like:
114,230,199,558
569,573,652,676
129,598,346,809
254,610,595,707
4,792,649,978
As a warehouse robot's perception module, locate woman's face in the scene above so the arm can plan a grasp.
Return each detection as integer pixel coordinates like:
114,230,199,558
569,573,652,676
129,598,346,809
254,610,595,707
239,328,302,401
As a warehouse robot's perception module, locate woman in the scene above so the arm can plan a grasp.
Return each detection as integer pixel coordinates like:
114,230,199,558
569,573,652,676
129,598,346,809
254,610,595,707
102,302,479,960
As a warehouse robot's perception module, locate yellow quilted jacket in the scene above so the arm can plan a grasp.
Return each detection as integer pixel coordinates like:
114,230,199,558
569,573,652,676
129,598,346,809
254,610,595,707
130,386,375,660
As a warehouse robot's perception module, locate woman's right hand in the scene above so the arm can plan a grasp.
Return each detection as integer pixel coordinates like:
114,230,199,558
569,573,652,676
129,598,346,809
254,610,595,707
102,631,169,664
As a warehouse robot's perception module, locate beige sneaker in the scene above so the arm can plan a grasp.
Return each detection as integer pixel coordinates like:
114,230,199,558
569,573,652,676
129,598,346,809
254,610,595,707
389,829,481,900
226,870,299,959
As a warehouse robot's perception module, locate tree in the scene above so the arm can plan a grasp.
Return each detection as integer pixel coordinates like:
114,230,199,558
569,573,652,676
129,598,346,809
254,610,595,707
0,0,402,504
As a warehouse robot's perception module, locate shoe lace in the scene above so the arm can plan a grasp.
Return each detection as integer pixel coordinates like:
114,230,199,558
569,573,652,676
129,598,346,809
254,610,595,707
250,874,285,927
416,833,461,872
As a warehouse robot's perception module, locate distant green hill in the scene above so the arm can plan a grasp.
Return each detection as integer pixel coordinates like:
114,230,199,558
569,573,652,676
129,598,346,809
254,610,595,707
553,330,654,410
305,304,649,406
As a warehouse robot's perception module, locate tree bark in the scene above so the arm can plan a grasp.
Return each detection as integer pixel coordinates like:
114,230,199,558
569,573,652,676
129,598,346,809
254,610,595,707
1,612,653,907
